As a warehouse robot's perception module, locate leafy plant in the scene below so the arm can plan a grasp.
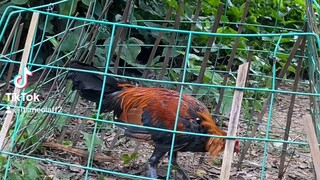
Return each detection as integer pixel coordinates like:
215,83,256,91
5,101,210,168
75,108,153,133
82,132,104,150
0,157,45,180
121,152,139,164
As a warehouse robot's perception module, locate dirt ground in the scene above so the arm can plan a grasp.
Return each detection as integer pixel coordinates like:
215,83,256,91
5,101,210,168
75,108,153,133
37,83,315,180
232,83,314,180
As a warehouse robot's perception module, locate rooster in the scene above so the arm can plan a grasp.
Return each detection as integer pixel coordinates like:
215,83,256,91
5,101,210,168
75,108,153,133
67,61,240,179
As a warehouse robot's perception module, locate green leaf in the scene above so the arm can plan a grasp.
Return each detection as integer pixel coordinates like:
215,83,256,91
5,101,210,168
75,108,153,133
196,87,209,99
294,0,305,8
164,0,178,9
56,116,69,131
82,0,91,6
120,37,143,67
205,71,223,84
2,93,10,103
59,0,79,15
46,36,59,48
95,47,107,60
60,33,79,52
150,56,161,66
39,17,54,34
139,0,165,16
11,161,23,172
205,0,220,7
243,99,250,119
82,132,104,150
25,165,38,180
93,1,103,16
162,47,180,58
169,70,179,81
122,152,139,164
66,89,78,103
229,6,241,20
254,100,263,111
220,15,229,22
122,154,130,164
90,112,105,119
8,173,23,180
0,156,7,168
244,25,259,33
98,175,105,180
221,89,233,116
11,0,28,5
278,62,296,74
0,2,13,16
62,140,73,147
143,21,161,28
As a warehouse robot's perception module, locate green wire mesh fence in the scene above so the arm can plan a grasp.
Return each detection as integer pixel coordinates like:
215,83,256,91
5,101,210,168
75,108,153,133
0,0,320,179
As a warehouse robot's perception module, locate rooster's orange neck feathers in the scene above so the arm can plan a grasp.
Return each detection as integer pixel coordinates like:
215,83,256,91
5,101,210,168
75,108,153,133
197,111,227,157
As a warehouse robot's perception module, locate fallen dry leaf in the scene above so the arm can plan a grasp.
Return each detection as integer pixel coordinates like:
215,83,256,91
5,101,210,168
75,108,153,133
196,169,207,178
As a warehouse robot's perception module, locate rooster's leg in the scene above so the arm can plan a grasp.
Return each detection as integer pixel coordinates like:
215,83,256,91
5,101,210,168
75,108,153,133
171,152,190,180
148,148,166,178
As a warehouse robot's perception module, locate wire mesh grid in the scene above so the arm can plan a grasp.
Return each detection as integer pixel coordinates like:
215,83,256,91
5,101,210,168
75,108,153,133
0,0,320,179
